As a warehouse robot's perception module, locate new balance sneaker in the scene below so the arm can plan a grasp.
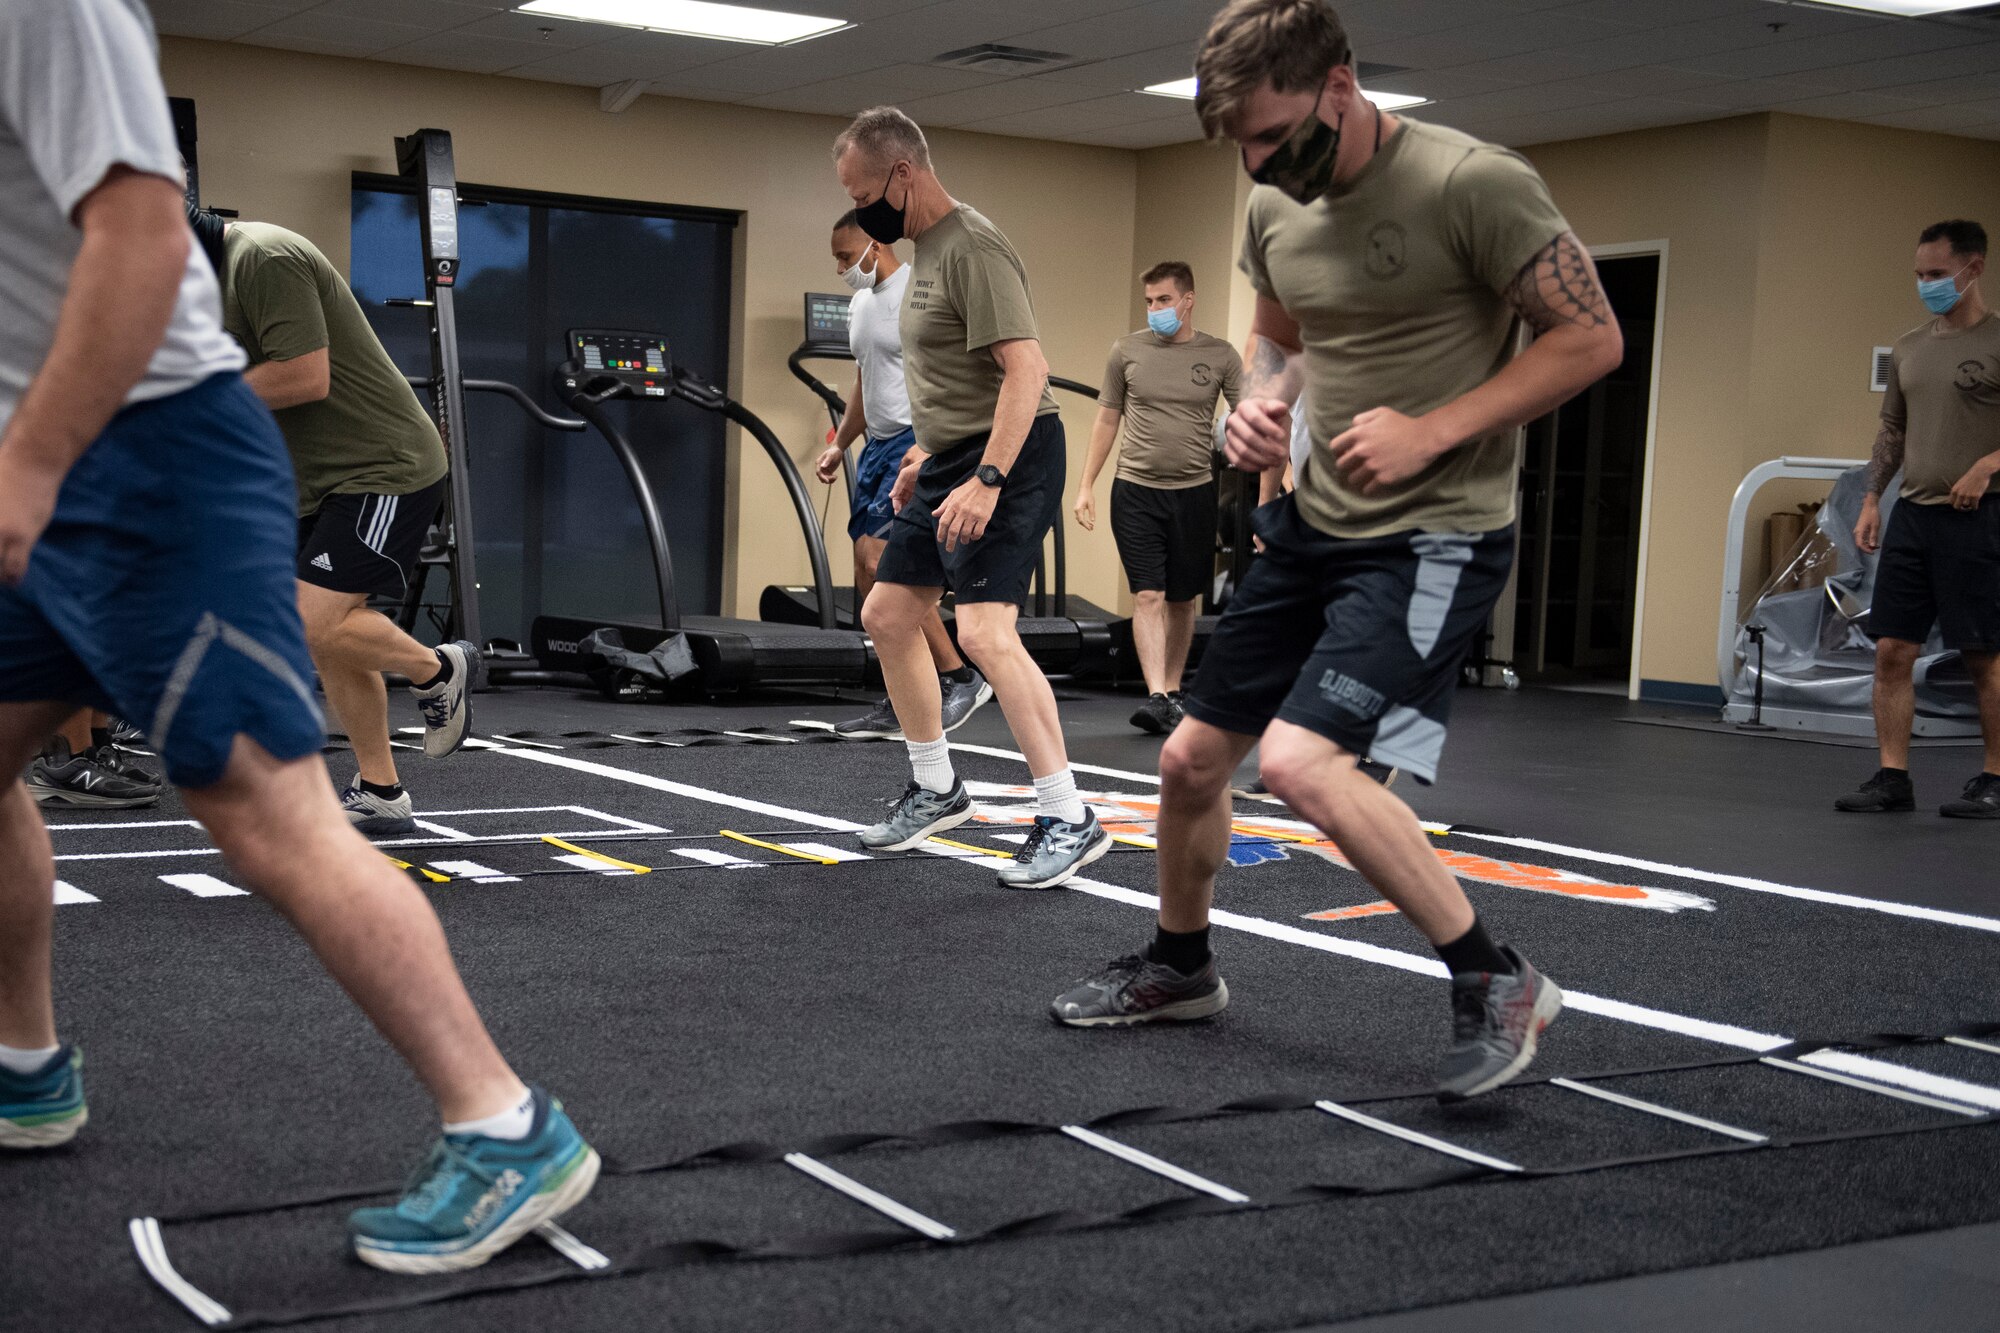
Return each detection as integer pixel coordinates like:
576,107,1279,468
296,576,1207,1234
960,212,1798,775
105,717,148,748
997,810,1112,890
348,1087,599,1275
834,697,901,740
1129,693,1183,736
343,775,416,837
0,1046,86,1149
939,671,994,734
1941,772,2000,820
1437,946,1563,1102
857,779,974,851
26,740,160,809
1050,953,1229,1027
412,641,476,759
93,744,162,790
1835,767,1916,813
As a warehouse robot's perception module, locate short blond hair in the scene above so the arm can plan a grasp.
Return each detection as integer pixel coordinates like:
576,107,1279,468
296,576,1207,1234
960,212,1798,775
1193,0,1352,141
832,106,932,171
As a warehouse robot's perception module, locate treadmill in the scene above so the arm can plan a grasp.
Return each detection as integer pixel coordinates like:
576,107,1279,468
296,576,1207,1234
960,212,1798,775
530,328,870,692
778,294,1117,678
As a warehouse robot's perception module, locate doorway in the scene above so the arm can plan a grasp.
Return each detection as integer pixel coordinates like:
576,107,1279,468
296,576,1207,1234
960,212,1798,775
1511,252,1660,691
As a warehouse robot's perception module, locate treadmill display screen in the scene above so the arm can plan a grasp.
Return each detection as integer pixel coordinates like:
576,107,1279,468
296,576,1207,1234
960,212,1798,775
805,292,850,346
575,332,668,376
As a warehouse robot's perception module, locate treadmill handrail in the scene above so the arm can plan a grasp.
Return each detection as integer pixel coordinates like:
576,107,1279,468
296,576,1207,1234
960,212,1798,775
406,375,587,432
787,346,851,422
554,387,681,635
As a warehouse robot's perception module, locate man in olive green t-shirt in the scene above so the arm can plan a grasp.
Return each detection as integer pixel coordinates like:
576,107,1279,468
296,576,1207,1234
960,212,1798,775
832,105,1110,891
192,210,475,836
1837,218,2000,819
1049,0,1625,1104
1075,261,1243,732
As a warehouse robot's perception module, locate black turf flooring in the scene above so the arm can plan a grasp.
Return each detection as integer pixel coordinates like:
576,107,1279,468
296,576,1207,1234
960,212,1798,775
5,684,1998,1333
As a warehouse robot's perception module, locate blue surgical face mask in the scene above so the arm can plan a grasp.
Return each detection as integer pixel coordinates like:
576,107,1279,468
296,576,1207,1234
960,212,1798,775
1148,304,1183,338
1918,262,1971,315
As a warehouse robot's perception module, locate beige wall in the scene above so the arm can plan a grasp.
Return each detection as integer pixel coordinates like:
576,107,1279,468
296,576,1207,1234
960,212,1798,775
159,37,1138,619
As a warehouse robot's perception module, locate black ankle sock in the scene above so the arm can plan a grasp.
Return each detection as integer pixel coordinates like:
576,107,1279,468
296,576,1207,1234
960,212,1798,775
413,650,452,691
90,726,113,751
1435,917,1512,977
359,778,404,799
943,666,975,685
1148,925,1211,976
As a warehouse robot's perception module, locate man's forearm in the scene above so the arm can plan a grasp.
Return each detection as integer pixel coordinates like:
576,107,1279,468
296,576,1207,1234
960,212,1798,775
1242,333,1304,405
980,370,1043,474
1863,422,1906,499
1080,413,1120,488
243,360,322,411
1419,325,1620,454
833,376,867,450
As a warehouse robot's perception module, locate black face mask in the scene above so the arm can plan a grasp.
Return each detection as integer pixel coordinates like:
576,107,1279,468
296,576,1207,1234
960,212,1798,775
1249,106,1343,205
184,199,227,276
854,165,907,246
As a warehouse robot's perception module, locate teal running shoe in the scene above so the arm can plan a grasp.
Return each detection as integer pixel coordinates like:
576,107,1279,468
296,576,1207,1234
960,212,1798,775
0,1045,87,1149
349,1088,599,1274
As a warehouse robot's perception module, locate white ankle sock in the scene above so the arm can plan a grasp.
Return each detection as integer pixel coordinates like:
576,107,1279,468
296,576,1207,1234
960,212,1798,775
444,1089,536,1141
907,737,956,794
0,1042,60,1076
1034,769,1087,825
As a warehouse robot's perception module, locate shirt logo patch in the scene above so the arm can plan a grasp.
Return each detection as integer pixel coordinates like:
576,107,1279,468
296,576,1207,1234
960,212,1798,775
1365,221,1408,280
1956,359,1988,394
1191,363,1213,387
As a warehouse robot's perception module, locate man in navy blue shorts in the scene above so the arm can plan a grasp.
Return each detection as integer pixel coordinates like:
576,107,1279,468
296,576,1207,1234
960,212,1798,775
0,0,594,1273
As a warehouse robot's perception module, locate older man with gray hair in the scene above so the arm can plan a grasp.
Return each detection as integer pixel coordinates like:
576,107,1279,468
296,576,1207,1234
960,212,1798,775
830,107,1109,890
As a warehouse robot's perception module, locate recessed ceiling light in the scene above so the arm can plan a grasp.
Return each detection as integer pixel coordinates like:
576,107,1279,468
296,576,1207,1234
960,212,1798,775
1139,77,1431,111
1777,0,1997,12
517,0,848,45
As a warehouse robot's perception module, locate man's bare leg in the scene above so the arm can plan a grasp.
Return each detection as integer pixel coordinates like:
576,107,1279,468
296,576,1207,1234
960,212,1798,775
181,737,522,1122
0,701,82,1053
955,601,1065,776
1161,597,1198,695
864,581,947,744
1968,651,2000,776
1873,636,1921,771
1156,717,1259,931
857,535,963,675
298,583,440,789
1131,590,1169,696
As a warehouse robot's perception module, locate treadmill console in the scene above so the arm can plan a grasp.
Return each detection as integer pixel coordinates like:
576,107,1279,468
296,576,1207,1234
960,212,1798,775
568,329,671,398
803,293,850,351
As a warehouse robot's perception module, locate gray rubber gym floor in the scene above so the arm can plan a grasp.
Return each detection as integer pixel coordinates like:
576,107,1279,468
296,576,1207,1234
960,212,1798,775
6,683,1997,1332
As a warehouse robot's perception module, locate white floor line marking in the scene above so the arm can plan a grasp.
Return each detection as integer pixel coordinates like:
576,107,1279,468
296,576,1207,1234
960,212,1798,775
410,820,474,841
1060,1125,1252,1202
159,873,248,899
481,745,2000,1099
564,806,669,834
784,1153,956,1240
1315,1099,1523,1172
54,881,98,905
672,848,764,870
536,1221,610,1270
1548,1078,1769,1143
948,741,1163,787
1794,1050,2000,1112
1758,1057,1985,1116
782,842,873,863
1946,1035,2000,1058
129,1218,231,1327
428,860,520,884
552,854,640,877
46,819,199,833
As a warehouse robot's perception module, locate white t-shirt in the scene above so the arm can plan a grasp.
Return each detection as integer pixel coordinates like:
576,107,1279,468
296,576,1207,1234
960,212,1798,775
0,0,245,437
848,262,911,441
1290,390,1313,476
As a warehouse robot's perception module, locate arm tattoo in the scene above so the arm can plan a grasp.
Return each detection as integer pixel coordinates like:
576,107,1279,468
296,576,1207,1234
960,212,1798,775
1864,422,1905,497
1247,335,1289,391
1506,232,1613,333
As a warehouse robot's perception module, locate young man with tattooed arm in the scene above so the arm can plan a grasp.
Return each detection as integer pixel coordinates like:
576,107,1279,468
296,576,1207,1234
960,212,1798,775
1049,0,1622,1101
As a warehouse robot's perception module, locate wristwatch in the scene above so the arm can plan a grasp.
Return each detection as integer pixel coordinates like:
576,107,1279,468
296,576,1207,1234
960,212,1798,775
975,463,1007,489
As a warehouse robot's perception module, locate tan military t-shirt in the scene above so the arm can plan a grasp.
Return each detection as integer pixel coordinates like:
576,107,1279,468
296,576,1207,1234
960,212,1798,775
902,204,1059,453
1881,312,2000,505
1099,330,1244,489
1240,117,1570,538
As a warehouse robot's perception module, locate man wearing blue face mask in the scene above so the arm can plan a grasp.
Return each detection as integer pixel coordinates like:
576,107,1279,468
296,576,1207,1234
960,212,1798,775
1839,218,2000,819
1076,262,1243,734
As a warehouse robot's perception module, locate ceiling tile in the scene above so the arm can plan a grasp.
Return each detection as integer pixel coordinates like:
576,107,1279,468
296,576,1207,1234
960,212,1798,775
1367,67,1533,100
999,3,1220,61
1867,68,2000,107
233,10,438,53
1021,44,1212,92
299,0,479,26
376,30,553,74
1862,103,2000,133
1808,37,2000,93
1428,83,1625,121
1764,90,1930,118
506,32,729,84
959,91,1179,136
1678,19,1974,79
1675,72,1850,108
447,9,627,48
896,78,1107,127
1069,117,1204,149
1568,64,1742,98
149,0,303,41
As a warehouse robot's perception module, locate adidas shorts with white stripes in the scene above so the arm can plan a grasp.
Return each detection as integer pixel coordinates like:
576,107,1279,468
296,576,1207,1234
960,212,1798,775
296,477,447,598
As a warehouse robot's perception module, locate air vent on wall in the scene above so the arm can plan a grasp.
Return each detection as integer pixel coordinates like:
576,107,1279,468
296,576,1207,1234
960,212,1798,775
1871,346,1893,392
933,44,1083,76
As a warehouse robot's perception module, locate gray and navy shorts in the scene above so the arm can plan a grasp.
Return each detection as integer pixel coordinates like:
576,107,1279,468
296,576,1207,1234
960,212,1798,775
1182,493,1513,784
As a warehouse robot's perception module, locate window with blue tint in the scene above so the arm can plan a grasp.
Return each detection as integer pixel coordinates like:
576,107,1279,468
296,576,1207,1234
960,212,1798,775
350,178,736,644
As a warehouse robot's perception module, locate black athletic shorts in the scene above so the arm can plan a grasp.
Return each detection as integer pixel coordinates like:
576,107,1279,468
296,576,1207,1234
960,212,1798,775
296,476,447,598
1111,478,1216,602
1182,493,1513,784
1871,494,2000,652
875,413,1065,606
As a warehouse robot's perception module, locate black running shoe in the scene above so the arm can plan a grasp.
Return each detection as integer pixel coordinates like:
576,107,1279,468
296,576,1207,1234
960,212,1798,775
833,697,901,741
1941,772,2000,820
90,744,162,792
1835,767,1916,812
1050,952,1229,1027
1130,693,1180,735
1437,946,1562,1102
26,740,161,809
105,717,148,748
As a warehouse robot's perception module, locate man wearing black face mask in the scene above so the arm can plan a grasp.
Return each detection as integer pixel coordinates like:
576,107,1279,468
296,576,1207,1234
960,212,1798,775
1050,0,1624,1103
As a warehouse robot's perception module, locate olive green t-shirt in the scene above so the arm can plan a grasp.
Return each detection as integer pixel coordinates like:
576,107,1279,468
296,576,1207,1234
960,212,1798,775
1239,118,1570,538
219,222,447,515
1099,330,1244,489
1881,312,2000,505
901,204,1059,453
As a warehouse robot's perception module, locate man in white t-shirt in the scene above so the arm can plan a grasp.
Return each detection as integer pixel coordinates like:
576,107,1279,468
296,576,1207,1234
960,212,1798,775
816,209,990,738
0,0,594,1272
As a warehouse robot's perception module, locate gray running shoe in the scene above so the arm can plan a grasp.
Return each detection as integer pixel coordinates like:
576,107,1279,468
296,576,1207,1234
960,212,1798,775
1050,952,1229,1027
1437,946,1563,1102
412,641,475,759
997,811,1112,890
858,779,974,851
343,775,416,836
834,697,902,740
939,672,993,734
26,740,160,809
1940,772,2000,820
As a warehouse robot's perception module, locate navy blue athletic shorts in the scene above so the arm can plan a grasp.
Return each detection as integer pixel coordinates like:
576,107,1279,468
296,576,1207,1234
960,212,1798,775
847,425,916,542
1183,492,1513,784
0,373,325,787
